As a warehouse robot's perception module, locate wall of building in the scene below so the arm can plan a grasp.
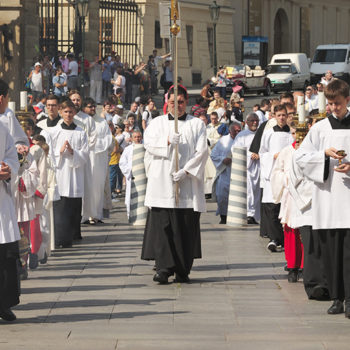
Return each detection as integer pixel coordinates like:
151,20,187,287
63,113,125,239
232,0,350,64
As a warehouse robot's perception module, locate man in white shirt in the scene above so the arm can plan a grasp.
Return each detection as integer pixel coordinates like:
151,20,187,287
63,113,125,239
141,86,208,284
67,53,79,90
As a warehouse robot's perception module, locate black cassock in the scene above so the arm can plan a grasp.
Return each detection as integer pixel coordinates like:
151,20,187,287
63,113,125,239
141,208,201,276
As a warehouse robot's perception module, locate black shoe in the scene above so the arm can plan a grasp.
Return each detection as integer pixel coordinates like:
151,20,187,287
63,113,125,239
61,243,73,248
205,194,212,199
0,308,16,322
327,300,344,315
20,266,28,281
247,216,258,225
267,240,277,252
174,274,190,283
29,253,38,270
345,301,350,318
219,215,227,224
39,252,48,264
153,272,169,284
310,286,329,300
287,269,298,283
74,234,83,240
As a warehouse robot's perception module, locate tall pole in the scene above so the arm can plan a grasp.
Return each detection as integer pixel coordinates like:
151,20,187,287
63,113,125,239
213,22,217,76
170,0,180,206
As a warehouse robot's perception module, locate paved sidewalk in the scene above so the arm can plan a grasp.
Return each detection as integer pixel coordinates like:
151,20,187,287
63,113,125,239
2,200,350,350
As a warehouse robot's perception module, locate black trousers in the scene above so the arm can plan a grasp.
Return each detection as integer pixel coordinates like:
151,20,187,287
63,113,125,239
141,207,201,276
300,226,329,299
0,241,20,309
53,197,82,246
260,189,268,237
318,229,350,301
261,202,284,245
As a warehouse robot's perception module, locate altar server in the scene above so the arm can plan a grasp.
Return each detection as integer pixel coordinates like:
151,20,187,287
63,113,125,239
119,131,143,218
82,98,113,222
295,79,350,317
69,91,97,225
0,107,21,322
259,104,294,252
49,99,89,248
141,86,208,284
231,113,260,224
211,122,241,224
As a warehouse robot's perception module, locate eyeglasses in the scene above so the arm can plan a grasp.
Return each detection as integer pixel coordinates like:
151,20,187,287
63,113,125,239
247,120,259,123
168,100,185,105
306,88,312,91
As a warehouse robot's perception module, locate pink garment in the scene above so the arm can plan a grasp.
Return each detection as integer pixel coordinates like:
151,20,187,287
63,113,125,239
284,224,304,269
30,215,42,254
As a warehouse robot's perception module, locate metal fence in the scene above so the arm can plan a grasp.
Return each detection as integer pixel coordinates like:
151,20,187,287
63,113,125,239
99,0,140,66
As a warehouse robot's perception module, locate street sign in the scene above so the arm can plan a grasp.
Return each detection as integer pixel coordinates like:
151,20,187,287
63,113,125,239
159,2,181,38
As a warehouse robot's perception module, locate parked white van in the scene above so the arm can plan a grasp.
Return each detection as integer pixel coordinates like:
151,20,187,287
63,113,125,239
310,44,350,84
267,53,310,92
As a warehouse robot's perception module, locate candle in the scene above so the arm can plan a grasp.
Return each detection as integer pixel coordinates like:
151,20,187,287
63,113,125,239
297,95,305,123
20,91,27,111
318,91,326,113
8,101,16,113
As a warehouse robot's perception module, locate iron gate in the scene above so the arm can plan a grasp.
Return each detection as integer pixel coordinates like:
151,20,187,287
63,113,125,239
99,0,140,66
39,0,76,57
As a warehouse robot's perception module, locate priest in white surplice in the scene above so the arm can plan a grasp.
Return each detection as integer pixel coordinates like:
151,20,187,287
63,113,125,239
82,98,113,222
295,79,350,317
0,82,21,322
141,86,208,284
49,99,89,248
119,131,142,218
211,122,242,224
259,104,294,252
69,91,97,226
231,113,260,224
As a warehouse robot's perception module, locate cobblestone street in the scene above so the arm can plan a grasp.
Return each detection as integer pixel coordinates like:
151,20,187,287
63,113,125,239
1,200,350,350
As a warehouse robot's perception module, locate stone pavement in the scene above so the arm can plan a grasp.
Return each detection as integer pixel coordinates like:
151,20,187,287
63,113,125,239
2,200,350,350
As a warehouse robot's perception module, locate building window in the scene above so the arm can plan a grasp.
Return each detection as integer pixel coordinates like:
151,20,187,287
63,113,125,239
186,25,193,67
155,20,162,49
164,38,170,53
207,27,214,67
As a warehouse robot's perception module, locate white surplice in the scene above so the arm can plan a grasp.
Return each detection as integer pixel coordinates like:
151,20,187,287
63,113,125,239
119,143,133,217
0,125,20,244
211,134,235,215
206,123,221,149
144,114,208,212
90,115,113,219
0,108,29,146
15,153,39,223
295,117,350,230
49,125,89,198
29,144,48,215
74,111,97,218
232,129,261,220
259,128,294,203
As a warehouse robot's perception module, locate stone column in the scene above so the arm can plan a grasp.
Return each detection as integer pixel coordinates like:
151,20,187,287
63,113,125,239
85,0,99,61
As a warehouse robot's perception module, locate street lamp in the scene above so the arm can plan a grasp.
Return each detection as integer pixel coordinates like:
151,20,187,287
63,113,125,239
209,1,221,75
76,0,89,97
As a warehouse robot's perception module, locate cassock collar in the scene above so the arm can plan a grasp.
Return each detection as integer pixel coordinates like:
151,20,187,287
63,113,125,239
259,109,266,115
168,113,187,121
61,122,77,130
328,112,350,129
273,124,290,132
47,115,61,127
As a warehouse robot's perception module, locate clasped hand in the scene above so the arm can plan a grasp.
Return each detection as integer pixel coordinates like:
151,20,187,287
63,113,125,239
172,169,187,182
60,140,73,155
0,161,11,180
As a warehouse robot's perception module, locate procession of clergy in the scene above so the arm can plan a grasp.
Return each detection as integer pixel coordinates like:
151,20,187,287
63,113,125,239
2,75,350,322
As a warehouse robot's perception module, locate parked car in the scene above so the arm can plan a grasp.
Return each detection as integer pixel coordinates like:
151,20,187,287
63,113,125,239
267,53,310,92
310,44,350,84
224,64,271,97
